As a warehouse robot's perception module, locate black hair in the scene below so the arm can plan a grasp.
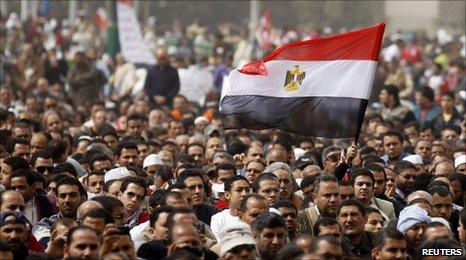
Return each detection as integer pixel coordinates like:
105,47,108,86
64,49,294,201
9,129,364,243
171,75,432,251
48,139,68,161
416,86,435,102
382,130,404,144
51,162,77,178
413,173,434,191
253,212,286,234
119,176,147,195
300,175,317,190
313,217,340,236
349,167,375,187
372,228,404,249
428,185,451,198
177,168,204,185
365,163,386,179
56,177,87,197
115,141,138,157
4,156,30,171
91,195,124,212
149,189,168,208
155,165,174,183
224,175,248,192
5,137,29,154
251,172,278,193
337,198,366,217
150,206,174,227
381,84,400,106
82,207,114,224
10,169,36,186
30,151,52,166
272,200,297,212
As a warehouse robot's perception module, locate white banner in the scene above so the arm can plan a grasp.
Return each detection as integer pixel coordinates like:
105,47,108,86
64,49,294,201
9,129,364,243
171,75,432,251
116,1,155,65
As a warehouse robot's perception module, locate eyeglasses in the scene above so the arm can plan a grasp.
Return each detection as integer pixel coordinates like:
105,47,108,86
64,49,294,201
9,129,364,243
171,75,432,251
36,166,54,174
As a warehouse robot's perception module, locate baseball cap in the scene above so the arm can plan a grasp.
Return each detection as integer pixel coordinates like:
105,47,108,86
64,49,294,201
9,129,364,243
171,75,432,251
143,154,163,168
0,211,28,227
407,190,433,206
219,222,256,255
104,167,131,182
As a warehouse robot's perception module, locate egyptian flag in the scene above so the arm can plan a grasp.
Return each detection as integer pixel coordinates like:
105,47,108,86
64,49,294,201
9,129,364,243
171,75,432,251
220,23,385,139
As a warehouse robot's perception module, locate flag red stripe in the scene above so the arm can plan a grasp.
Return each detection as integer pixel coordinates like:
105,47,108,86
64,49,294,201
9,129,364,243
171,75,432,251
263,22,385,62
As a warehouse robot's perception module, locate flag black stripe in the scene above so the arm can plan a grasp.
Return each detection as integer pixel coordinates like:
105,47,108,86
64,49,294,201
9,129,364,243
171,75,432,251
220,95,368,139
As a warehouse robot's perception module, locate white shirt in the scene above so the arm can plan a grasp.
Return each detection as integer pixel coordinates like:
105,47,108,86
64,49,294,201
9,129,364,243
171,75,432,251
25,197,38,226
129,221,151,251
211,207,281,241
210,209,239,241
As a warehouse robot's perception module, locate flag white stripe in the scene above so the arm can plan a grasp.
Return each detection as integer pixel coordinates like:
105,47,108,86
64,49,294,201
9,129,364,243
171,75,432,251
226,60,377,100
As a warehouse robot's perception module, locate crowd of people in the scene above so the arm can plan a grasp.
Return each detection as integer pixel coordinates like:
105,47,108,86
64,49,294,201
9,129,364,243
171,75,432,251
0,8,466,260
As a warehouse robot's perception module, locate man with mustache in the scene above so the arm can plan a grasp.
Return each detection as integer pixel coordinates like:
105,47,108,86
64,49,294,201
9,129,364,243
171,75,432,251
337,199,374,259
253,212,286,260
0,211,30,260
297,174,341,236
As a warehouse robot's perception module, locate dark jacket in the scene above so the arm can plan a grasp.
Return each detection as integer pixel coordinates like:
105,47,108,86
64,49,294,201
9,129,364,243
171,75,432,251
36,191,57,220
194,203,220,226
143,65,180,105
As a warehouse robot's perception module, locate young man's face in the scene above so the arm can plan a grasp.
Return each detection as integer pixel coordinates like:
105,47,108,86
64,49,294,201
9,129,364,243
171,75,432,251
184,176,205,205
225,180,250,210
118,183,145,217
87,174,104,194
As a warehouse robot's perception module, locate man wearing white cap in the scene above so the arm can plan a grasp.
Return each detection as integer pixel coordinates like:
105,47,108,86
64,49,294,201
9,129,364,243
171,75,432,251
143,154,163,179
402,154,425,175
194,116,209,136
455,155,466,173
218,221,256,259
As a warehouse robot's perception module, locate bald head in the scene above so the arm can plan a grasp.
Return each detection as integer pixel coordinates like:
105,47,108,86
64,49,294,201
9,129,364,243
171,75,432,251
0,190,25,213
77,200,103,220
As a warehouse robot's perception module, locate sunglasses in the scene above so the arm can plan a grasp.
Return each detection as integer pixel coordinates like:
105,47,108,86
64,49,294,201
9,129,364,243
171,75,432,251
36,166,54,174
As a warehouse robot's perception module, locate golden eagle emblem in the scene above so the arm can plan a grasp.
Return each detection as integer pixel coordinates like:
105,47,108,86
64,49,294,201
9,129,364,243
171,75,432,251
283,65,306,92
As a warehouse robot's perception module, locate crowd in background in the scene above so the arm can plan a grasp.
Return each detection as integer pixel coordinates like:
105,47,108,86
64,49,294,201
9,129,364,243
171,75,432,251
0,9,466,260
